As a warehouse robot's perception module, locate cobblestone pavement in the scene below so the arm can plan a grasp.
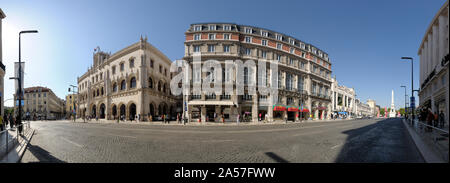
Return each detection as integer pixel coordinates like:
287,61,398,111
20,118,424,163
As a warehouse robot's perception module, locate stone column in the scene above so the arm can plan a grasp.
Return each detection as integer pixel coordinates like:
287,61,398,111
252,93,259,123
201,106,206,123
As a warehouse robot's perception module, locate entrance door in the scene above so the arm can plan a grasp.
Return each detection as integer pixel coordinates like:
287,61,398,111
100,104,106,119
129,104,136,120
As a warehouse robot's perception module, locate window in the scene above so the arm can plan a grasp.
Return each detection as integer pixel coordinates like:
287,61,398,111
223,25,231,30
130,77,136,89
194,34,200,40
261,51,267,58
262,39,267,46
120,80,126,90
276,34,282,41
289,39,294,45
113,83,117,92
290,47,294,54
244,67,249,85
194,45,200,52
289,58,294,65
130,58,135,68
298,76,304,91
313,65,317,73
261,31,268,37
194,25,202,31
209,34,215,40
245,36,251,43
150,60,154,68
223,34,230,40
278,71,282,89
276,54,281,62
209,25,216,30
120,63,124,71
112,66,116,75
159,65,162,73
148,77,153,88
165,68,167,76
44,93,46,97
300,62,305,69
245,48,251,55
223,45,230,53
277,43,282,50
225,68,231,82
301,52,305,58
208,45,215,52
245,28,252,34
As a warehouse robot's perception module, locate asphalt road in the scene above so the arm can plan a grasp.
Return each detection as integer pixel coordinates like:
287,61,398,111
20,118,424,163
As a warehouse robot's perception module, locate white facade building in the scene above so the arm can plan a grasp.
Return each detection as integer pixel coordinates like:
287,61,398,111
0,9,5,118
331,77,356,118
418,1,449,125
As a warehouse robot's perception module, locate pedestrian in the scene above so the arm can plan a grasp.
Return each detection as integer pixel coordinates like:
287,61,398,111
259,113,262,122
284,113,288,123
433,111,439,127
222,114,224,123
439,111,445,129
177,113,180,124
149,115,152,122
426,108,434,132
0,115,4,132
4,114,8,128
237,114,240,125
9,114,14,129
265,113,268,123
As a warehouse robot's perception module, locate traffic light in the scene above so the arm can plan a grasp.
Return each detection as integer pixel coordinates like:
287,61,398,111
68,88,71,92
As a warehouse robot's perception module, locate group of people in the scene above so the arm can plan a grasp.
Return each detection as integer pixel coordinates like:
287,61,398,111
418,108,446,132
0,113,23,134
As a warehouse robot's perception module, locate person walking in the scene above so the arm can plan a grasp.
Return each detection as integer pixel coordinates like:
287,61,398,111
439,111,445,129
9,114,15,129
0,115,4,132
4,114,8,129
433,111,438,127
426,108,434,132
237,114,240,125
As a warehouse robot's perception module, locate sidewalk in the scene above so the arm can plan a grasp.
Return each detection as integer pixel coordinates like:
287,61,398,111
0,125,35,163
402,118,448,163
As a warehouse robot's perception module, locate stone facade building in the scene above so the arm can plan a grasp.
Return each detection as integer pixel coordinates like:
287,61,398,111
355,99,371,117
77,37,180,121
331,77,356,118
183,23,333,123
0,9,5,118
66,93,77,116
15,86,65,120
418,0,449,125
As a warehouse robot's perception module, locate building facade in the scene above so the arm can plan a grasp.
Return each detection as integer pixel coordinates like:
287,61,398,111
14,86,65,120
418,0,449,125
355,99,371,117
77,37,180,121
183,23,333,123
66,94,77,117
331,77,356,118
0,9,5,118
366,99,377,117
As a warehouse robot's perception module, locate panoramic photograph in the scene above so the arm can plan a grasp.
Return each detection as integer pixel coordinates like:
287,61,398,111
0,0,448,174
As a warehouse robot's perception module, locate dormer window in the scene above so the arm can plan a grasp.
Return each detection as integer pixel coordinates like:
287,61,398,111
276,34,283,41
223,25,231,31
209,25,216,31
289,38,295,45
245,28,252,34
194,25,202,31
261,31,268,37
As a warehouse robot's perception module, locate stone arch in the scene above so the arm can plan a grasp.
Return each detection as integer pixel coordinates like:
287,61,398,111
149,103,155,117
129,76,137,89
120,79,126,91
129,103,137,120
111,104,117,118
99,103,106,119
119,103,126,119
91,104,97,117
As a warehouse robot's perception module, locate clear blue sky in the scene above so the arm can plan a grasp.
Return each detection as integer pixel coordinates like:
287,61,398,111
1,0,446,108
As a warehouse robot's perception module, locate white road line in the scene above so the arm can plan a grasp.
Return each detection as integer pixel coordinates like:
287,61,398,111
330,143,343,149
60,137,83,148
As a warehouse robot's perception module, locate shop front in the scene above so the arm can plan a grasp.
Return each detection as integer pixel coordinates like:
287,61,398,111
287,106,298,121
273,105,286,121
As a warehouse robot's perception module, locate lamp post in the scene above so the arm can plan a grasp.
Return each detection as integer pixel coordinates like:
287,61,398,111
402,57,414,125
17,30,38,129
68,85,78,122
400,86,407,117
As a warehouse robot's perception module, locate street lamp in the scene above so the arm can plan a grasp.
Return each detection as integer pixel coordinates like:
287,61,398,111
402,57,414,125
400,86,407,118
17,30,38,129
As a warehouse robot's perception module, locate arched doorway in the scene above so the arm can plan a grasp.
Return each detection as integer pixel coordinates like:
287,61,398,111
149,104,155,116
129,103,136,120
91,105,97,117
100,103,106,119
170,106,174,117
112,105,117,119
120,104,126,119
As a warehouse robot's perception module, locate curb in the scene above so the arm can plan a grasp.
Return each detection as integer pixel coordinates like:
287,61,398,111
0,129,35,163
401,119,445,163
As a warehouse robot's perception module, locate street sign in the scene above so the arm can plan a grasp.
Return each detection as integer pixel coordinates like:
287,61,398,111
410,96,415,109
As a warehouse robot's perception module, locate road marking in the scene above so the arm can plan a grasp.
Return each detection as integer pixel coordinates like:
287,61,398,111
60,137,83,148
330,143,343,149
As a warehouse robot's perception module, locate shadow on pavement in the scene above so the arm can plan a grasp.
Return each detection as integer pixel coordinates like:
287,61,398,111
265,152,289,163
334,118,424,163
25,144,66,163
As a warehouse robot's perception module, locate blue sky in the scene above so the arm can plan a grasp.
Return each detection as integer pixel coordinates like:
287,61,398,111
1,0,446,108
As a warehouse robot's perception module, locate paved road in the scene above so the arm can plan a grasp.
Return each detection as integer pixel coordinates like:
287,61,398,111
20,118,424,163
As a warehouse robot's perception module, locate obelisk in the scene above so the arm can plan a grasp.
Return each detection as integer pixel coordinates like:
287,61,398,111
389,90,396,117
